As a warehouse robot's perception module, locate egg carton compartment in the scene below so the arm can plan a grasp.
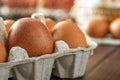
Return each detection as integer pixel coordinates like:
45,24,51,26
0,40,97,80
0,63,13,80
0,45,64,80
53,40,97,78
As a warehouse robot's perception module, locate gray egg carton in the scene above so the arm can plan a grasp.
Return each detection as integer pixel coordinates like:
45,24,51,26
0,40,97,80
53,40,97,78
0,16,97,80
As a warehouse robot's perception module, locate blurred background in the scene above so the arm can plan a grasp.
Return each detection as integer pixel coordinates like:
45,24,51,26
1,0,120,43
0,0,74,21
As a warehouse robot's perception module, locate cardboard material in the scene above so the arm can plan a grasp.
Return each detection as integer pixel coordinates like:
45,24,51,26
8,47,63,80
0,41,97,80
53,41,97,78
0,40,96,80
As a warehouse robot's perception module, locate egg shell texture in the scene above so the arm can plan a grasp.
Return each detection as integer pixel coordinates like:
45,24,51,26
52,21,88,48
8,18,54,57
110,18,120,38
0,42,8,62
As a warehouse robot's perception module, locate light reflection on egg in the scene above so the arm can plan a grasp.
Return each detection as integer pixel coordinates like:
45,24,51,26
4,19,15,35
110,18,120,39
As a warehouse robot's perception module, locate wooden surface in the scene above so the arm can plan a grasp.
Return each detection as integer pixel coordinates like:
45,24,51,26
84,45,120,80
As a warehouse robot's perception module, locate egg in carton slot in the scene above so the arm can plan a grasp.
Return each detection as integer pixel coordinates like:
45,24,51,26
0,14,97,80
0,16,63,80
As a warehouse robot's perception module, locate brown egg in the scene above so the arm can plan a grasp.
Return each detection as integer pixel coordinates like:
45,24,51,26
0,0,2,5
7,0,36,8
52,20,88,48
8,18,54,57
0,42,8,63
39,0,74,9
110,18,120,38
4,19,15,34
56,0,74,9
85,18,109,38
45,18,56,32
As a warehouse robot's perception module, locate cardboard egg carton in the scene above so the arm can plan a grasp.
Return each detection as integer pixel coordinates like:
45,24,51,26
0,16,97,80
0,41,97,80
0,40,97,80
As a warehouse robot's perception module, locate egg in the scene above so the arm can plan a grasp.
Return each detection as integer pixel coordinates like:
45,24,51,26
52,20,88,48
45,18,56,32
110,18,120,38
7,0,36,8
4,19,15,35
8,18,55,57
85,18,109,38
0,42,8,63
39,0,74,9
0,0,2,5
56,0,74,9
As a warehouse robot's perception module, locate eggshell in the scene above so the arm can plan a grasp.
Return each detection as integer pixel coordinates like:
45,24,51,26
8,18,55,57
7,0,36,8
45,18,56,32
4,19,15,34
85,18,109,38
39,0,74,9
0,42,8,63
110,18,120,38
52,20,88,48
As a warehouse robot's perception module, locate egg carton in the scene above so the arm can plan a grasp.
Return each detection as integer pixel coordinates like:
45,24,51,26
0,16,97,80
0,40,97,80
